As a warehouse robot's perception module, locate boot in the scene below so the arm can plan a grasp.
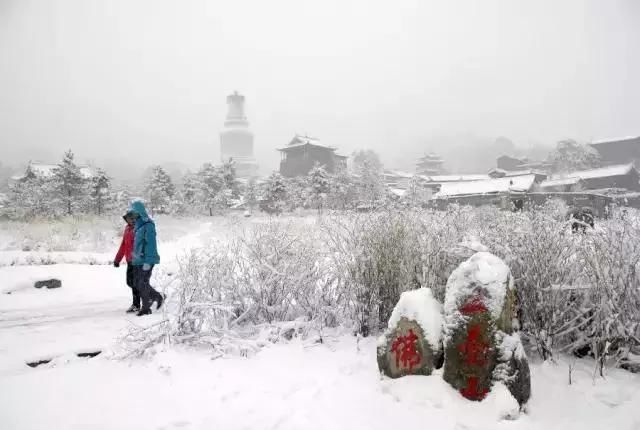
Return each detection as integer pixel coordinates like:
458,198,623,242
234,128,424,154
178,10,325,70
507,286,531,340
126,305,140,314
155,293,166,310
136,308,152,317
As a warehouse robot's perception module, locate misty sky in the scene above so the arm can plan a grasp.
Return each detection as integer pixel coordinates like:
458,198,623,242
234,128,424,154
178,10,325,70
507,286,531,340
1,0,639,175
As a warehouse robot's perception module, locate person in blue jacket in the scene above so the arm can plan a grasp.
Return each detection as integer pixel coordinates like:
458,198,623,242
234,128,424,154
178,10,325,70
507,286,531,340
128,200,164,316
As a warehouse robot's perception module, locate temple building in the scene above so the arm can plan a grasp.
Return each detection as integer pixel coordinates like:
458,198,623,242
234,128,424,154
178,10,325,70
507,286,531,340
219,91,259,177
416,153,445,176
277,134,347,177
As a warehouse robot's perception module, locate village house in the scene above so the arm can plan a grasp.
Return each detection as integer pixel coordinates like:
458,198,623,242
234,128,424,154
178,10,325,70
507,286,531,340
488,168,548,183
589,136,640,167
495,155,551,173
277,135,347,178
542,164,640,193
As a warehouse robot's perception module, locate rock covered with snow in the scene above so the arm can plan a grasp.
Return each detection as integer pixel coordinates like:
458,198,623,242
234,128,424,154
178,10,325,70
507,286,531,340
444,252,515,333
443,251,529,406
377,288,443,378
34,279,62,289
493,332,531,406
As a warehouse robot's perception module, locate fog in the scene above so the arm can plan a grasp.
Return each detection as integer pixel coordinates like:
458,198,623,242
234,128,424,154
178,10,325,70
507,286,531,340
1,0,639,176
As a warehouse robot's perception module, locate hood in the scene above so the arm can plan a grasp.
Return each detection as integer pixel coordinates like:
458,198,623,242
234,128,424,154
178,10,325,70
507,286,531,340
122,210,135,222
128,200,151,222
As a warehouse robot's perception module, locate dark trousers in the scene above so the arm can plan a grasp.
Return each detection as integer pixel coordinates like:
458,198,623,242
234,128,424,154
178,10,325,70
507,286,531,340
132,265,162,311
125,265,141,308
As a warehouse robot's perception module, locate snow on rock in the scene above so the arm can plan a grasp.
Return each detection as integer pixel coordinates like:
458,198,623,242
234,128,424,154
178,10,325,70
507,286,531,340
377,288,443,378
387,288,443,349
443,252,521,403
494,332,531,406
444,251,513,326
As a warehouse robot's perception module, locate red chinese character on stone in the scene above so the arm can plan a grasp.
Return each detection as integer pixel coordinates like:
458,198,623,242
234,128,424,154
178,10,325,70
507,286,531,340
457,296,491,400
391,329,421,372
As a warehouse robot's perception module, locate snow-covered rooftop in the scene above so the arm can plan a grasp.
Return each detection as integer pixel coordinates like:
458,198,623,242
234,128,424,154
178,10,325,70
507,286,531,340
590,136,640,145
551,163,635,181
539,177,582,188
280,135,336,151
434,174,536,198
384,170,414,179
419,174,489,183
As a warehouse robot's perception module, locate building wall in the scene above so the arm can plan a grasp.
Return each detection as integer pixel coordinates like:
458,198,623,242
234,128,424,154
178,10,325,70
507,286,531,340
582,171,640,191
279,146,338,177
591,138,640,166
497,156,523,171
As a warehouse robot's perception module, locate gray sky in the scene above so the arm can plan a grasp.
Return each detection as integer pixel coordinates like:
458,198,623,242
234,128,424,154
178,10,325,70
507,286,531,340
1,0,639,175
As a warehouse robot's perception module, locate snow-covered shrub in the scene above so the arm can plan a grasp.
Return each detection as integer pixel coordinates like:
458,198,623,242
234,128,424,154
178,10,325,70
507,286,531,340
479,206,584,360
235,220,322,323
414,205,477,302
580,213,640,374
323,211,423,336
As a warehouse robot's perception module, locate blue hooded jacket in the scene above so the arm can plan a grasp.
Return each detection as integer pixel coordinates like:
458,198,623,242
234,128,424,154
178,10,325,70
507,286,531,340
128,200,160,266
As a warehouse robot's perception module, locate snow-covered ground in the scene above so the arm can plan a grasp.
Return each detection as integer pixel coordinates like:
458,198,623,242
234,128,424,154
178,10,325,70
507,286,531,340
1,215,639,430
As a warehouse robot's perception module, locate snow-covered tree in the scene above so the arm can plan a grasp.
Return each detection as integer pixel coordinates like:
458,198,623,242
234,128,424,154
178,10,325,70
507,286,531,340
244,178,259,214
355,158,385,207
404,175,429,207
263,172,287,214
328,171,357,210
9,167,53,218
352,149,383,174
548,139,602,174
173,173,198,215
89,168,111,216
221,160,240,199
308,164,330,213
145,166,175,214
197,163,225,216
52,150,88,216
285,176,310,211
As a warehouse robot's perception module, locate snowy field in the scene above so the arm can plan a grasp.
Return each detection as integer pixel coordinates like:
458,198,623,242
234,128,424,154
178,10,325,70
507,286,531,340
1,214,639,430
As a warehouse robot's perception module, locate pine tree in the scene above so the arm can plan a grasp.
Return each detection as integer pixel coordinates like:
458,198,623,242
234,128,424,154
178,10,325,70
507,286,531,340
244,177,259,214
356,158,384,208
222,160,240,199
90,168,111,215
264,172,287,214
145,166,175,214
52,150,88,215
197,163,225,216
9,168,52,218
308,164,330,213
405,175,426,207
328,171,357,210
181,173,200,211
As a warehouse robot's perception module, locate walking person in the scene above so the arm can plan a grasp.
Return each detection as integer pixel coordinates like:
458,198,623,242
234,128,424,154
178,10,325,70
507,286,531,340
128,200,164,316
113,211,141,313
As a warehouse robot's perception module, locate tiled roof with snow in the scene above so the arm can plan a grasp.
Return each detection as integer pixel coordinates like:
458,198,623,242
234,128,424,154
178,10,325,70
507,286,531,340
435,174,536,198
551,164,635,181
539,177,582,188
280,135,336,151
421,174,489,183
590,136,640,146
384,170,414,179
504,169,546,177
